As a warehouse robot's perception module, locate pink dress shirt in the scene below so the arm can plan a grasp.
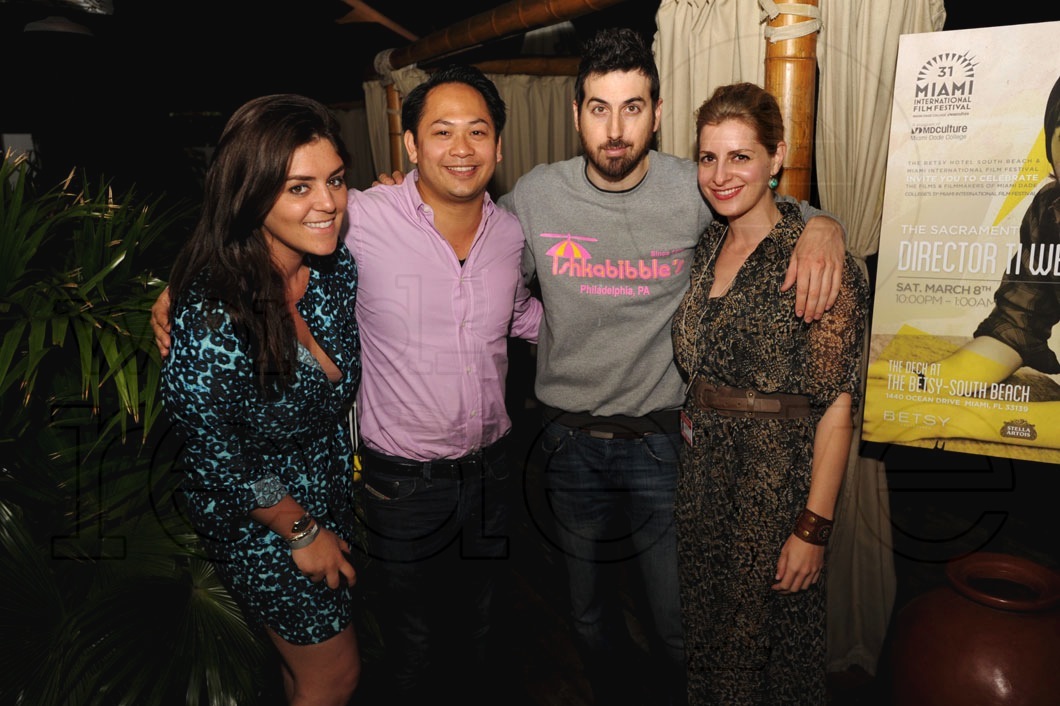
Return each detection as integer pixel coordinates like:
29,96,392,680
344,172,541,461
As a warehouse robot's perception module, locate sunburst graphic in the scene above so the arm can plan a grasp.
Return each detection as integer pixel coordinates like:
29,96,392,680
917,52,977,83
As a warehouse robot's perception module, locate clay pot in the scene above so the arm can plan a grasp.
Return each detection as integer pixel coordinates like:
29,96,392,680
891,552,1060,705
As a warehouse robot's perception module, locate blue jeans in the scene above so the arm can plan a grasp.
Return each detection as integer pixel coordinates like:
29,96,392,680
360,441,510,706
537,421,685,706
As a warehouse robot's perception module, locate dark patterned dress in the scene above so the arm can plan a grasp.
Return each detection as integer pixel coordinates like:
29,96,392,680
161,248,360,645
671,202,868,705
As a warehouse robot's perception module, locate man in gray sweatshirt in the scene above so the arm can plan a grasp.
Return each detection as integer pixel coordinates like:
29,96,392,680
498,27,845,706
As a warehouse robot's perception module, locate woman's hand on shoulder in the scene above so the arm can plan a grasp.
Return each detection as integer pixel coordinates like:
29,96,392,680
782,216,845,322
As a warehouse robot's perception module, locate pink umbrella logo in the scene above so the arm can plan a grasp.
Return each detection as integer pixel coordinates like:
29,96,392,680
541,232,596,273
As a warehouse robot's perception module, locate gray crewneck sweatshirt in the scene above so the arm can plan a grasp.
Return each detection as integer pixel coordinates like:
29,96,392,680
500,150,824,418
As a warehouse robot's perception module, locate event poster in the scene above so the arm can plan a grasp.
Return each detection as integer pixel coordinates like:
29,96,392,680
862,20,1060,463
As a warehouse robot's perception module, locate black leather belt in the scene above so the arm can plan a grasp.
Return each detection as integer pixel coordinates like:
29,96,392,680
690,381,811,419
542,404,680,439
360,439,505,480
579,428,654,440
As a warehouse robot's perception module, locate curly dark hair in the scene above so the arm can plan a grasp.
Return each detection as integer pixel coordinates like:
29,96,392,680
574,27,660,109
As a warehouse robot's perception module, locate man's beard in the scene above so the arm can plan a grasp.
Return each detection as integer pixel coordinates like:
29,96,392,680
582,137,650,182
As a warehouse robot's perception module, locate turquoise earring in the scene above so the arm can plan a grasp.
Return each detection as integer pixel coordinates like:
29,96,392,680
769,176,779,189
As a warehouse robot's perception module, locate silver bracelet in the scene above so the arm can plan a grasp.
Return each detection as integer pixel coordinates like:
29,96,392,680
287,521,320,550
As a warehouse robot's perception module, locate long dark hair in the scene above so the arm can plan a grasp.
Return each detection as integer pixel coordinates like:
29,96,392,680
167,94,349,392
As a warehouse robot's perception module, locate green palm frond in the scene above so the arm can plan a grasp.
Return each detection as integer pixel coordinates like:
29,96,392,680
0,499,69,705
1,447,269,706
1,152,185,440
182,558,270,706
0,151,280,706
0,319,27,398
0,153,80,300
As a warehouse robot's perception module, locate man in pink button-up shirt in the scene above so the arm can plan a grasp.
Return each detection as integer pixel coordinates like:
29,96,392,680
348,66,540,706
347,140,540,463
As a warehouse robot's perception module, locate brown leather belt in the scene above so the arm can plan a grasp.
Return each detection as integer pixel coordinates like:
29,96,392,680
690,380,811,419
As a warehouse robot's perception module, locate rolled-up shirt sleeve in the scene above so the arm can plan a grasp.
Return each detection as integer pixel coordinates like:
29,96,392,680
510,278,542,344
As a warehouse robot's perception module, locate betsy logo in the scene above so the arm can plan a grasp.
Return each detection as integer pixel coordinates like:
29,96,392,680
913,51,977,116
539,232,685,281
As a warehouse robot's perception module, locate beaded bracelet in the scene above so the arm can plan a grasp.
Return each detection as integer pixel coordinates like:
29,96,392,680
793,507,833,546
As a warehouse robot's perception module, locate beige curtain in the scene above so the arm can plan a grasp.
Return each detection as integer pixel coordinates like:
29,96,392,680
489,73,580,197
815,0,946,675
654,0,949,676
654,0,768,159
363,66,429,178
362,78,395,177
330,102,378,191
362,69,580,197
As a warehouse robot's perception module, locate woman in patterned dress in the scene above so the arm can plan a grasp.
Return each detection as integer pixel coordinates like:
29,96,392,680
671,83,868,704
160,94,361,705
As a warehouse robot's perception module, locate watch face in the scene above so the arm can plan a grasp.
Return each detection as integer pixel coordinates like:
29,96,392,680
291,515,312,534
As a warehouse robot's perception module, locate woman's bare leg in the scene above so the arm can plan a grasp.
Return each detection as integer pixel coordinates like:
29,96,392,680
266,624,360,706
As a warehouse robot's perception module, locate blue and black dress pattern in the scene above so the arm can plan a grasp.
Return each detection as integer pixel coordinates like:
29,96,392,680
161,248,360,645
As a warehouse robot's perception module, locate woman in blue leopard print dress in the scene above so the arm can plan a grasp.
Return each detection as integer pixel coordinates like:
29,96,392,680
160,94,361,705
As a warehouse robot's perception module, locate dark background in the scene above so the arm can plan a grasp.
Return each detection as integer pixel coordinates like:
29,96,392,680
2,0,1052,201
0,0,659,199
2,1,1058,699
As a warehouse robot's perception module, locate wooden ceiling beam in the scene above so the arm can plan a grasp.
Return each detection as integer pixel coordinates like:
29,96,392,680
472,56,579,76
337,0,419,42
375,0,630,72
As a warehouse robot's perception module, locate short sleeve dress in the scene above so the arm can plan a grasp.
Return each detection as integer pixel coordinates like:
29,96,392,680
671,202,868,704
161,247,360,645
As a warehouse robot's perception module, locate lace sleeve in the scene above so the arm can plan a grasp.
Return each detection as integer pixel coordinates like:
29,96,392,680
805,255,870,413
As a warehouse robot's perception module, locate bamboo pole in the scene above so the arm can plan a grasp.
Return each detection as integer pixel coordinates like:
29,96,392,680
375,0,630,72
471,56,580,76
764,0,820,202
386,83,403,172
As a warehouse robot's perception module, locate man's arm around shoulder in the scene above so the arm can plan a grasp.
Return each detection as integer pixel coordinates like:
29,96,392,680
780,196,847,322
